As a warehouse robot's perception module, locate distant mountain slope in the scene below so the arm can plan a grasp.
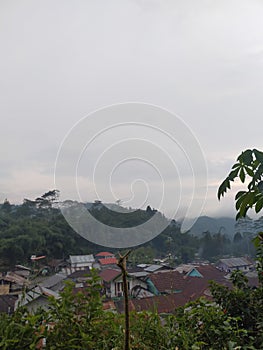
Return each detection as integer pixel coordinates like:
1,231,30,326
188,216,236,237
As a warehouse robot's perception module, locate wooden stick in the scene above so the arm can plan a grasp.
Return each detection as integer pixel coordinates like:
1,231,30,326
117,250,131,350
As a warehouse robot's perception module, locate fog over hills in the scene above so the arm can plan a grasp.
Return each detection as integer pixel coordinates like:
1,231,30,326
185,215,263,239
188,216,236,238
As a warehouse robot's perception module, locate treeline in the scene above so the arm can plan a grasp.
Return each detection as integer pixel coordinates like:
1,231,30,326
0,191,256,269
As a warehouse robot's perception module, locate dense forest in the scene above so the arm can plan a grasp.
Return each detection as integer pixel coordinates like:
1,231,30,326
0,190,257,271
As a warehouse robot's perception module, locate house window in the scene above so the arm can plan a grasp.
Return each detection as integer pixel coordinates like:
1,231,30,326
117,282,123,292
114,281,131,296
115,282,123,296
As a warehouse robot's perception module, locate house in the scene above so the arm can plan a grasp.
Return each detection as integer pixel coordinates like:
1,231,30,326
175,264,204,277
178,264,232,303
46,259,66,273
14,272,67,313
96,252,115,259
15,285,60,313
114,265,233,314
38,273,66,292
69,254,95,270
0,271,29,295
115,273,229,315
217,257,254,273
14,264,31,278
66,269,92,289
99,268,147,298
96,252,118,268
67,268,91,283
145,265,232,299
147,270,187,295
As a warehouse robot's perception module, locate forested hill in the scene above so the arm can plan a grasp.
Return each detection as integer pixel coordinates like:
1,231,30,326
0,192,258,270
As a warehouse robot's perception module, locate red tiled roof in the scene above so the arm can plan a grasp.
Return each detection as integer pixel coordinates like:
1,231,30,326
114,265,235,314
148,265,232,298
115,293,187,314
99,268,121,282
99,257,118,265
181,277,213,302
179,265,232,301
96,252,114,257
148,270,187,293
197,265,231,286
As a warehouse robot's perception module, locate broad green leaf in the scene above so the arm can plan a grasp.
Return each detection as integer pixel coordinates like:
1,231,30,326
253,148,263,163
255,196,263,213
238,191,255,217
240,149,253,166
235,191,246,200
228,168,239,181
235,192,247,210
231,163,241,169
239,167,245,183
245,166,255,177
217,179,230,199
254,164,263,183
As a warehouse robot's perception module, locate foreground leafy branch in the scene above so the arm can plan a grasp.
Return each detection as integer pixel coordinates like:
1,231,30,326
218,149,263,219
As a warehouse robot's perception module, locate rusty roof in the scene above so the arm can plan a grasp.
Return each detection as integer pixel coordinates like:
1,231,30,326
148,270,187,294
99,257,118,266
99,268,121,282
96,252,114,257
115,293,187,314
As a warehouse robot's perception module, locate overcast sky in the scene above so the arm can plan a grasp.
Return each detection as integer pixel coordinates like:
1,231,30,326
1,0,263,219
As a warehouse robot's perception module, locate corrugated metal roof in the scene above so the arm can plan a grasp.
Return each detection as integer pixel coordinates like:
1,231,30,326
144,264,163,272
129,271,149,278
3,272,28,286
219,257,252,268
39,273,66,289
69,255,95,264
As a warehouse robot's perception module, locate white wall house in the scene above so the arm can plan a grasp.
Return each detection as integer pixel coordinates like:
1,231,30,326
109,274,147,298
69,255,95,270
217,257,254,273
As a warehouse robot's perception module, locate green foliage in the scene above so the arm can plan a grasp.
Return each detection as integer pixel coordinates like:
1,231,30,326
45,270,106,349
1,267,263,349
215,148,263,348
218,149,263,219
0,307,44,349
210,270,263,348
167,298,246,349
0,196,98,268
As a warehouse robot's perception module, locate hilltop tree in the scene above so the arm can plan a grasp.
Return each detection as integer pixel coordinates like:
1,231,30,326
2,199,12,213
